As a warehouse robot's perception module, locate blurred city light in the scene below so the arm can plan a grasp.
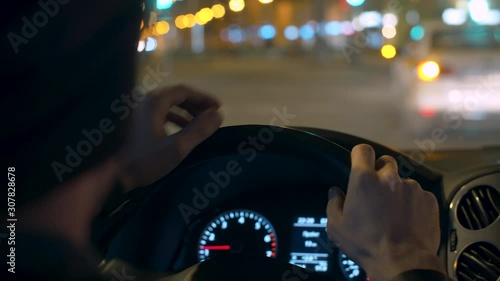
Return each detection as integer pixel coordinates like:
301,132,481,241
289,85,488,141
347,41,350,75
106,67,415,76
155,21,170,35
367,32,383,48
346,0,365,7
383,13,398,26
406,10,420,25
325,21,342,36
259,0,273,3
212,4,226,19
229,0,245,12
417,61,440,81
195,12,207,25
442,8,467,25
359,11,382,28
200,8,214,22
145,37,157,52
341,21,355,36
382,25,396,39
259,25,276,40
175,15,186,29
468,0,489,23
185,14,196,28
156,0,173,10
351,17,364,31
284,26,299,40
481,9,500,25
380,44,396,59
220,28,229,41
228,25,245,43
137,40,145,52
300,25,315,40
410,25,425,41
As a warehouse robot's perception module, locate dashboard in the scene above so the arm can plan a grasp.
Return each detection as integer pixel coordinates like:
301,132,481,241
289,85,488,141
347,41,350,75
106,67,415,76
105,126,500,281
172,188,369,281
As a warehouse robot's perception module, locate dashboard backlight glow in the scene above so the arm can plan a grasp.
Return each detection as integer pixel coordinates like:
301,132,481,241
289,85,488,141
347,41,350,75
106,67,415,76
417,61,440,81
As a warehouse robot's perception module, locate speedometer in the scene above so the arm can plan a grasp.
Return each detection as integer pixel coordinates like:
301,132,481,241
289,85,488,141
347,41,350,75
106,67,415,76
339,251,368,281
198,209,278,262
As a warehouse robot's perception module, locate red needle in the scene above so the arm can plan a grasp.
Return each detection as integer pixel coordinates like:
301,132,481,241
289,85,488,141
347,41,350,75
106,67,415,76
201,245,231,250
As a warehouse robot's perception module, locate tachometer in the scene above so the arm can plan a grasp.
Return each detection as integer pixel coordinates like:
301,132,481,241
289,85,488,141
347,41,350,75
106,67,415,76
198,209,278,262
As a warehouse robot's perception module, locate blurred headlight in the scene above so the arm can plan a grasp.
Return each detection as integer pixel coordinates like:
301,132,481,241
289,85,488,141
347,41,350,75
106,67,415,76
417,60,440,81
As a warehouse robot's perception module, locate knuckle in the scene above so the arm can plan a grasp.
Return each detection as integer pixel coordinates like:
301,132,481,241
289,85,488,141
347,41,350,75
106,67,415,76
422,191,438,205
404,178,421,188
379,155,397,164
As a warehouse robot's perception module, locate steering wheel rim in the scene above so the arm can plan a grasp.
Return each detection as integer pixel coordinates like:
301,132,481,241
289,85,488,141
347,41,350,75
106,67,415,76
108,125,353,277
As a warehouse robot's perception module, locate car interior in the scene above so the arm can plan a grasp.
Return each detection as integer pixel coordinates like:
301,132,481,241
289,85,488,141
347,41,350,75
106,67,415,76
91,1,500,281
93,126,500,281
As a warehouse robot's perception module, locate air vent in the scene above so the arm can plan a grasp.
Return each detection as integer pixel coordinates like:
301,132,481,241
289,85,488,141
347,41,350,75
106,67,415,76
457,185,500,230
456,242,500,281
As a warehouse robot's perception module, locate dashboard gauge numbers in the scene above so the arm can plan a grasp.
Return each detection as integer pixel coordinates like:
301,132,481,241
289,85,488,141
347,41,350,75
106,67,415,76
198,209,277,262
339,251,368,281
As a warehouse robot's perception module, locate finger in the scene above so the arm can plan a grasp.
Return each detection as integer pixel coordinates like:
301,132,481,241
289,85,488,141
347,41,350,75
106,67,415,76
166,111,191,128
376,155,401,190
169,108,223,159
375,155,398,173
175,86,221,116
151,85,220,135
402,178,422,190
350,144,376,171
326,187,345,230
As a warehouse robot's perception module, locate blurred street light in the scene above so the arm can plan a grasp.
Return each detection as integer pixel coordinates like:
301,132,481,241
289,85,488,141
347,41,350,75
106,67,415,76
185,14,196,28
175,15,186,29
284,26,299,40
212,4,226,18
410,25,425,41
229,0,245,12
442,8,467,25
155,21,170,34
145,37,157,52
346,0,365,7
381,44,396,59
259,25,276,40
469,0,489,23
259,0,273,3
383,13,398,26
200,8,214,22
156,0,173,10
382,25,397,39
137,40,145,52
195,12,207,25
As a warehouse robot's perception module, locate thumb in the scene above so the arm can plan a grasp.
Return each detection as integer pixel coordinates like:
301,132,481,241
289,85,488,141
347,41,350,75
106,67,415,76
326,186,345,225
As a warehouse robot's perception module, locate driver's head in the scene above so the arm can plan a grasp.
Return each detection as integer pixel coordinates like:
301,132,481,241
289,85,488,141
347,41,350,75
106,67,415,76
1,0,146,212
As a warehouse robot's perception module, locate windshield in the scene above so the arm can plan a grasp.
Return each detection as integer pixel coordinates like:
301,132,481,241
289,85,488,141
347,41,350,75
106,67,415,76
139,0,500,150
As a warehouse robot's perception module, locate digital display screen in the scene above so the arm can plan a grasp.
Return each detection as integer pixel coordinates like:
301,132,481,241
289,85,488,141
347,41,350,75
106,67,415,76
289,217,330,272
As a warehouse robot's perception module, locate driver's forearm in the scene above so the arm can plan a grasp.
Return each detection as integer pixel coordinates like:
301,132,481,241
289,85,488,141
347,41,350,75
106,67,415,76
389,269,453,281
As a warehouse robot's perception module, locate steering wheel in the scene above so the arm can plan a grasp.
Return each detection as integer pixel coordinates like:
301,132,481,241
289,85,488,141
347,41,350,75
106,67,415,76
107,125,353,281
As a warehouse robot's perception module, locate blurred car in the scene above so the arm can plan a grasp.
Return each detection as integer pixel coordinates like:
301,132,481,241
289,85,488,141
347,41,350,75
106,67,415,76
391,22,500,134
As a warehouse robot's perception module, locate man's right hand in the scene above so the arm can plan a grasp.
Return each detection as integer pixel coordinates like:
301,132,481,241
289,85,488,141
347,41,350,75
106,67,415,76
326,144,446,281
